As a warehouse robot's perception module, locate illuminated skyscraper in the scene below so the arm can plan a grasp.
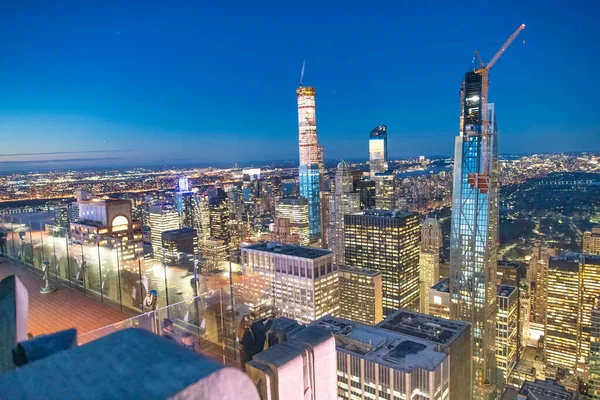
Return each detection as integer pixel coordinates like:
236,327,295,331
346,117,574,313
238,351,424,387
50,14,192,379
546,255,580,372
161,228,199,265
420,217,441,314
530,244,557,325
297,85,322,245
203,238,228,271
584,227,600,255
496,285,518,388
275,197,309,246
589,295,600,399
449,71,499,399
344,210,420,316
545,253,600,375
148,204,180,260
369,125,388,178
374,171,395,210
338,265,383,326
207,189,230,248
355,179,376,210
242,242,339,324
327,161,360,264
577,254,600,374
175,177,195,229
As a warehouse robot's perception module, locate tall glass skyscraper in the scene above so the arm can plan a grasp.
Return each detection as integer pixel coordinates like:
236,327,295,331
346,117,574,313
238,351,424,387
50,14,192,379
449,71,499,400
175,177,195,229
297,85,322,244
369,125,388,178
327,161,360,264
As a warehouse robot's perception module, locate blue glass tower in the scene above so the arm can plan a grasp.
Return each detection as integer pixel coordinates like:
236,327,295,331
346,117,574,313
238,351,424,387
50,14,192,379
299,164,321,242
297,85,322,244
449,72,498,400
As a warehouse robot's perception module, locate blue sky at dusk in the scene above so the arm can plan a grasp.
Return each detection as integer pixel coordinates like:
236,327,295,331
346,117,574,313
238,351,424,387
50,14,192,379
0,0,598,169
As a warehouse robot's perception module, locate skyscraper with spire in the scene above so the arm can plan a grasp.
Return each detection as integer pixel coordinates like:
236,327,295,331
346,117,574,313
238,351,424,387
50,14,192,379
297,77,322,245
449,71,499,400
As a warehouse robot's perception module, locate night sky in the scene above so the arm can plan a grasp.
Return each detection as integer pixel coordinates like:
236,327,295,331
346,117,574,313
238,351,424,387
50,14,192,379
0,1,598,169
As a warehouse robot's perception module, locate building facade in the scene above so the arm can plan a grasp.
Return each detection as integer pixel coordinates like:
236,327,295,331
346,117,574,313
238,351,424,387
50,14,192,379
310,312,471,400
161,228,199,265
274,197,309,246
449,72,499,399
584,227,600,255
546,256,580,372
202,238,228,271
71,199,144,269
545,253,600,375
429,278,451,319
242,242,339,324
374,172,395,210
577,254,600,374
245,325,337,400
207,190,230,248
175,177,196,229
338,265,383,326
369,125,388,178
589,295,600,400
344,210,420,316
420,217,442,314
496,285,518,388
529,245,557,325
297,85,322,245
327,161,360,265
148,204,180,260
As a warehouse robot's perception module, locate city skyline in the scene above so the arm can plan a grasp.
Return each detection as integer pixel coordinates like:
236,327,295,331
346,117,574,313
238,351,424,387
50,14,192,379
1,1,599,169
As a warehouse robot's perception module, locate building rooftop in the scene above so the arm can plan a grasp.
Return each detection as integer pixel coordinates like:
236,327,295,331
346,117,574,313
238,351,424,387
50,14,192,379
550,251,600,270
369,124,387,139
498,260,521,269
349,209,416,219
338,265,381,277
244,242,332,260
497,285,517,298
162,228,197,237
71,219,105,228
499,387,519,400
276,196,307,205
377,310,469,347
431,278,450,293
310,316,447,373
519,379,573,400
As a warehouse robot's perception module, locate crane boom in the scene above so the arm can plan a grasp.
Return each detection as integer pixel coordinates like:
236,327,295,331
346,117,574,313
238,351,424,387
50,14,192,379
299,60,305,87
485,24,525,71
475,50,485,69
468,23,525,193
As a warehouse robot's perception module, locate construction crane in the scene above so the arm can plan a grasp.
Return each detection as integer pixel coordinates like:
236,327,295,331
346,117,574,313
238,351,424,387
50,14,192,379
298,60,306,87
468,23,525,194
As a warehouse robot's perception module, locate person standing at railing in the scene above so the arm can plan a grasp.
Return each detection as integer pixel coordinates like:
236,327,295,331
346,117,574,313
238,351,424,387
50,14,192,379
180,333,196,351
239,314,274,369
161,319,179,342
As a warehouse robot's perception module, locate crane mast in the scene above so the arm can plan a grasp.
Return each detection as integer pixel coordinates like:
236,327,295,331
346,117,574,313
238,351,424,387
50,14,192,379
468,24,525,193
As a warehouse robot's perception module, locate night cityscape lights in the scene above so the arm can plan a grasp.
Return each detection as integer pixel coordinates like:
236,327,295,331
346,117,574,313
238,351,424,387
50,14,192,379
0,7,598,399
